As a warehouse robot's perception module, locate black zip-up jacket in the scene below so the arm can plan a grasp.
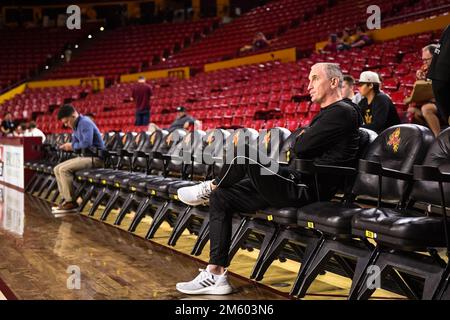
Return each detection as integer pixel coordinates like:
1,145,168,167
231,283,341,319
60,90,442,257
294,99,363,167
427,25,450,82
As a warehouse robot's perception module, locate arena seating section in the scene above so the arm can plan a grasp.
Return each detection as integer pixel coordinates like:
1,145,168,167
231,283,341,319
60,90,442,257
0,23,99,92
15,30,438,134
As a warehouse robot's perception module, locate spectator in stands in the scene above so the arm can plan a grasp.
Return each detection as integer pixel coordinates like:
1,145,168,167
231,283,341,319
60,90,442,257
64,44,72,63
342,75,362,104
52,104,105,214
168,106,196,132
428,25,450,124
1,112,15,136
175,63,362,295
322,33,339,53
358,71,400,133
337,28,352,50
24,121,46,142
131,76,153,126
13,123,26,137
351,26,372,48
240,32,271,53
407,44,442,137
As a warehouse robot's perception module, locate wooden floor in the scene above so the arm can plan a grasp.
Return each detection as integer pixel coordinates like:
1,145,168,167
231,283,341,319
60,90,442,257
0,184,405,300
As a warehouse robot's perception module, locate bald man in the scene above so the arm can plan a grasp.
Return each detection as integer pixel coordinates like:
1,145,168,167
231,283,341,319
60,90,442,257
175,63,363,295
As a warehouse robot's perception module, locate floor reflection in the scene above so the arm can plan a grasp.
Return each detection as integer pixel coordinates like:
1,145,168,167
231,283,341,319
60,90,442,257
0,185,24,237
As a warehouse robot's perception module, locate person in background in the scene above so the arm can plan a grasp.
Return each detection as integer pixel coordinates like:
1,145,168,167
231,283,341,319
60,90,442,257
13,123,26,137
130,76,153,126
337,28,352,50
407,44,442,137
24,121,46,142
428,25,450,124
168,106,196,132
322,33,338,53
1,112,15,136
342,75,362,104
240,32,272,53
358,71,400,133
351,26,372,48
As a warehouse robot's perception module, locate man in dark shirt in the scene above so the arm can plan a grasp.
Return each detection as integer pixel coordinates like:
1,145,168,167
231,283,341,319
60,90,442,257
357,71,400,133
131,76,153,126
1,112,15,136
428,25,450,122
175,63,362,295
52,104,105,214
168,106,196,131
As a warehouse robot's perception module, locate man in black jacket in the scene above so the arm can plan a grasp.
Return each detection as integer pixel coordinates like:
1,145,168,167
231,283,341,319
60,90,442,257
175,62,362,295
428,25,450,122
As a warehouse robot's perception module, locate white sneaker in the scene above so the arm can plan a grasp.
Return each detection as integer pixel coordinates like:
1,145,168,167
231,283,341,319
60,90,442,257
177,180,214,206
176,267,233,295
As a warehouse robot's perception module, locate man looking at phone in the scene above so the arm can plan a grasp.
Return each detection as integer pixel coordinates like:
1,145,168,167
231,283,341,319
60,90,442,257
52,104,105,213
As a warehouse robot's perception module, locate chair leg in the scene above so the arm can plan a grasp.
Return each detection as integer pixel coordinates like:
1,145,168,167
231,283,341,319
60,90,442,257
36,176,52,197
97,189,120,219
50,188,60,204
191,217,210,256
145,201,170,239
251,231,290,281
72,181,87,202
167,206,192,246
25,173,39,192
248,226,278,280
77,185,95,213
290,236,325,297
110,194,135,223
227,218,253,264
348,247,381,300
128,198,152,232
29,173,44,194
87,187,109,217
41,178,57,200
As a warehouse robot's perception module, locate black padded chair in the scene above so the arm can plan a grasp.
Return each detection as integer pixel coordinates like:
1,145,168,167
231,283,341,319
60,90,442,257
351,127,450,300
291,124,434,299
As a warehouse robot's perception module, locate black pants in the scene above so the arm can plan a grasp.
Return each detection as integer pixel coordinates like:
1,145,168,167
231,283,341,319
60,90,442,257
135,110,150,126
208,159,311,267
432,79,450,122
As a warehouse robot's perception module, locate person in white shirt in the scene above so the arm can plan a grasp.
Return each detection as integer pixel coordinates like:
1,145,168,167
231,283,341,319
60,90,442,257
24,121,46,142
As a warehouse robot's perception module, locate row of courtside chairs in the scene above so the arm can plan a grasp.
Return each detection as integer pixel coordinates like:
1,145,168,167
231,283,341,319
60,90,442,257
25,123,450,300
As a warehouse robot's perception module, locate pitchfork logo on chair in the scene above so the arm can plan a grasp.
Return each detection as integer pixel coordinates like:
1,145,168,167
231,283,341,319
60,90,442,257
387,128,401,153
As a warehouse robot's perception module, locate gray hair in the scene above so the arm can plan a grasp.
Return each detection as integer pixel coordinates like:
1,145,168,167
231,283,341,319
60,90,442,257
314,62,344,88
423,44,438,54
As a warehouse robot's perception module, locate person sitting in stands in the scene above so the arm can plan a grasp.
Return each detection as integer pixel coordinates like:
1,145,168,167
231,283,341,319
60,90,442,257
406,44,443,137
240,32,272,53
337,28,352,50
358,71,400,133
351,26,372,48
147,106,197,134
24,121,46,142
1,112,15,136
322,33,339,53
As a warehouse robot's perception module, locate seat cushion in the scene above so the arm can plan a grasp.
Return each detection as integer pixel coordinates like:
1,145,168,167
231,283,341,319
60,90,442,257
255,207,298,225
352,208,447,249
297,201,363,235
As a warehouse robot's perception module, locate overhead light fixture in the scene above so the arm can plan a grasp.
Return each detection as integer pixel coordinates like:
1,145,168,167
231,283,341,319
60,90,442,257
100,27,104,31
61,54,64,59
74,44,79,49
45,65,49,69
88,34,92,39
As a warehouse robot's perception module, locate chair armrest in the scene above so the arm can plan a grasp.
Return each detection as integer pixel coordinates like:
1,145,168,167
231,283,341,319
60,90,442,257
315,164,357,176
294,159,315,174
359,159,413,181
133,150,149,158
414,165,450,183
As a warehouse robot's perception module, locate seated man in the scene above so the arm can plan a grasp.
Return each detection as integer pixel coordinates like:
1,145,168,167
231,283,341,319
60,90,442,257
407,44,443,137
358,71,400,133
350,26,372,48
175,63,362,295
148,106,196,133
52,104,105,213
